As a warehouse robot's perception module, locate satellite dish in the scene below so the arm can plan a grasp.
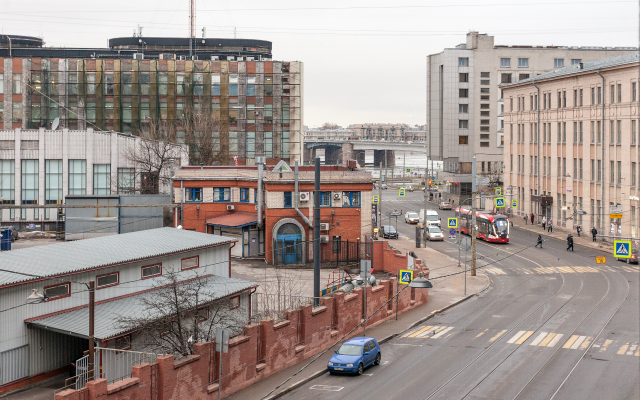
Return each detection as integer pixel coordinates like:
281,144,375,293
51,117,60,130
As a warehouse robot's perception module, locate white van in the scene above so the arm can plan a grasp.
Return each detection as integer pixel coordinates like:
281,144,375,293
419,209,441,227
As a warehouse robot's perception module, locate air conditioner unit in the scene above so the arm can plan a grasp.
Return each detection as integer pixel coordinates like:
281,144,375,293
333,192,342,201
320,235,330,243
133,53,144,60
211,55,219,61
227,205,235,210
299,192,310,202
320,223,330,231
178,55,187,61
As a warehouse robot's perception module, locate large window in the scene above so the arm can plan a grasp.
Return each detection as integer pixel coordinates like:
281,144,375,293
0,160,15,206
459,120,468,129
0,73,3,93
500,58,511,68
212,75,221,95
459,136,468,145
284,191,292,208
554,59,565,68
518,58,529,68
213,188,230,202
181,256,199,271
321,191,331,206
21,160,38,205
96,272,119,289
142,264,162,279
44,282,70,301
68,160,86,195
45,160,62,219
501,74,512,84
13,74,21,94
185,188,203,202
458,57,469,67
459,73,469,83
13,103,22,123
117,168,135,194
459,89,468,98
459,104,468,113
93,164,111,195
240,188,249,202
342,191,361,207
229,75,239,96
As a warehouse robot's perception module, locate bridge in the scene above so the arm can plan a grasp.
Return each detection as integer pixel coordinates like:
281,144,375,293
303,139,427,166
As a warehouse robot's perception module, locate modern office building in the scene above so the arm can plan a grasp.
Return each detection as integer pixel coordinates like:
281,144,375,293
0,128,188,227
502,52,639,236
0,34,302,166
427,32,635,202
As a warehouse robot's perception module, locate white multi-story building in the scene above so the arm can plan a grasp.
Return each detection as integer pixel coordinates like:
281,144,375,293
0,128,188,225
426,31,635,202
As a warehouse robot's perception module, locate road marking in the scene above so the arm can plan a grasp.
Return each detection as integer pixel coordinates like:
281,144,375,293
563,335,580,349
431,326,454,339
530,332,549,346
508,331,527,344
416,326,441,338
485,267,507,275
579,337,592,350
362,373,373,376
390,343,423,346
570,336,587,350
539,333,559,347
627,344,638,356
557,267,575,273
599,339,613,352
489,330,507,342
514,331,535,345
402,326,427,338
382,361,389,365
476,329,488,338
617,343,629,355
407,326,433,338
635,347,640,356
547,333,564,348
310,385,344,391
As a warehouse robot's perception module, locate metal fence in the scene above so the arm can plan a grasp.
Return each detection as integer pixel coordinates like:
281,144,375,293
272,239,372,268
250,292,316,323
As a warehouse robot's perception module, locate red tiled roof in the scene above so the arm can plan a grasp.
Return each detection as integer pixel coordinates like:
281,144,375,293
206,212,258,228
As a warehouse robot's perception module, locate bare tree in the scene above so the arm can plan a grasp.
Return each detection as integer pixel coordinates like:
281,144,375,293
321,122,340,130
118,270,248,357
180,106,224,166
250,268,311,323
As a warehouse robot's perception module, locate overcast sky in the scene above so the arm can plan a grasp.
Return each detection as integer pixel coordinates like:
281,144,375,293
2,0,638,128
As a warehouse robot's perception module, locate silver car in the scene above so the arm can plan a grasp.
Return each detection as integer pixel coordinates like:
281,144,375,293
426,226,444,241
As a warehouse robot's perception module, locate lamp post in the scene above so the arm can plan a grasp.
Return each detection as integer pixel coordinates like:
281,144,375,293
333,150,352,166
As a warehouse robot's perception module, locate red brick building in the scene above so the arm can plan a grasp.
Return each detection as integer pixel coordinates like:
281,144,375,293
173,162,373,264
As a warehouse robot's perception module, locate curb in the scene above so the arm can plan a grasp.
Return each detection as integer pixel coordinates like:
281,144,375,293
263,369,328,400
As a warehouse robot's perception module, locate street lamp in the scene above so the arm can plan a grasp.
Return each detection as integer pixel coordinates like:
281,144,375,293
333,150,352,166
138,39,146,59
25,289,45,304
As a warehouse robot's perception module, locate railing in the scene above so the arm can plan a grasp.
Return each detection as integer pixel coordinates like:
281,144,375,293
250,292,316,323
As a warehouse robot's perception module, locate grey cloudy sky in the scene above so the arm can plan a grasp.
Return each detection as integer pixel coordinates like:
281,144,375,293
2,0,637,128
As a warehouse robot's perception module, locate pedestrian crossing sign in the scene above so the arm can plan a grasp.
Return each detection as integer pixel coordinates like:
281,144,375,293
512,199,518,208
495,197,505,208
614,240,632,258
373,195,379,204
406,167,412,173
399,269,413,284
399,188,406,197
447,218,458,228
495,187,502,195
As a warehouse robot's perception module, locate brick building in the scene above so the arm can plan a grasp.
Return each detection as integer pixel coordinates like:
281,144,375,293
173,162,373,264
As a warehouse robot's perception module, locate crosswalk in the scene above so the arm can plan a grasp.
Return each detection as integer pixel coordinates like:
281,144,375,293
400,326,639,357
481,265,639,275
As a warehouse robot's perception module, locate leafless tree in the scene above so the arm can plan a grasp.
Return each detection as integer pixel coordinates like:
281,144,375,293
118,269,248,357
250,268,310,323
180,105,224,166
321,122,340,130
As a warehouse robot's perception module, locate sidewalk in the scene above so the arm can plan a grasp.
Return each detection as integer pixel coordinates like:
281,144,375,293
227,237,489,400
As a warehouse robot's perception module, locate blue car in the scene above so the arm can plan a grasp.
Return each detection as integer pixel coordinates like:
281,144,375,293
327,337,381,375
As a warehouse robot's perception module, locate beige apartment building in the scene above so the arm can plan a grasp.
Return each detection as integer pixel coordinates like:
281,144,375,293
502,52,640,237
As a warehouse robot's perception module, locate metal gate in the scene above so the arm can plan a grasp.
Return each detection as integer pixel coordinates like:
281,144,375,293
74,353,90,390
0,345,29,386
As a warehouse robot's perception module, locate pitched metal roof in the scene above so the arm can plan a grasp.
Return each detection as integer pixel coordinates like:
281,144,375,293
26,275,256,340
0,228,235,287
206,212,258,228
502,52,639,87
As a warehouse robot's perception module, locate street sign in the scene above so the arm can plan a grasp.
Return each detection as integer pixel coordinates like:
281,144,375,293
28,224,35,229
406,167,412,173
381,175,385,182
447,218,458,228
215,328,230,353
399,188,406,197
399,270,413,284
595,256,606,264
495,187,502,195
460,237,471,251
495,197,505,208
373,195,379,204
511,199,518,208
610,204,623,214
610,213,623,219
449,228,456,236
431,176,435,180
613,240,632,258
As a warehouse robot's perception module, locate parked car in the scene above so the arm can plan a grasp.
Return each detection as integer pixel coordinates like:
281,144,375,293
401,186,414,192
0,226,19,241
616,249,639,264
425,226,444,241
405,212,420,224
380,225,398,239
438,202,452,210
327,337,381,375
381,184,388,190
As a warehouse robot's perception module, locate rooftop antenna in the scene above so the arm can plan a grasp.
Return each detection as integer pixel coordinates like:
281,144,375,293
202,27,206,39
234,27,237,39
51,117,60,131
138,25,143,37
189,0,196,39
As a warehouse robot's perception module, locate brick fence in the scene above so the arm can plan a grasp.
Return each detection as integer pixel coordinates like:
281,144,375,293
55,267,429,400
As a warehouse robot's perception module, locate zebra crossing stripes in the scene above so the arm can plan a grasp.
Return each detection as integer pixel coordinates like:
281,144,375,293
507,330,535,344
401,325,454,339
483,267,507,275
482,265,640,275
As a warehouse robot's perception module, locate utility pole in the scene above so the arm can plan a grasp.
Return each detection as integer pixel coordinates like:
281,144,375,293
313,157,321,306
88,280,95,380
378,161,383,231
423,146,429,245
402,152,406,188
471,157,477,276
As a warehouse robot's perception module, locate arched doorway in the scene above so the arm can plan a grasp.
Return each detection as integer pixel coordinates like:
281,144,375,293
276,223,302,264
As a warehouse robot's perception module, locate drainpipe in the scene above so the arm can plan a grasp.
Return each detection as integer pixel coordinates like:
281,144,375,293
533,79,541,216
256,157,264,229
180,180,184,227
294,161,313,227
597,69,605,238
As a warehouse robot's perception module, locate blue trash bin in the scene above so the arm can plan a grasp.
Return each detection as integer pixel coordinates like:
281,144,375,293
1,229,11,251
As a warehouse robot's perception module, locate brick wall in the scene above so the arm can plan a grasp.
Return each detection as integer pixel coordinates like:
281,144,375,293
55,269,429,400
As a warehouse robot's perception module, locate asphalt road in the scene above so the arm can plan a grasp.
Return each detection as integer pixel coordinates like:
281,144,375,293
280,190,640,400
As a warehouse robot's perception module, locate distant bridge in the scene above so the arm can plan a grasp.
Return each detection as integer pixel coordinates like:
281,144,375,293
303,139,427,166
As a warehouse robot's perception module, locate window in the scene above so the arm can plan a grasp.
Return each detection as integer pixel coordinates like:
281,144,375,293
43,282,70,301
558,92,562,109
633,163,637,186
459,89,468,98
254,188,258,204
579,89,583,106
12,103,22,123
21,160,38,205
501,74,512,84
284,192,292,208
142,264,162,279
591,159,595,181
45,160,62,219
510,155,513,171
115,335,132,351
633,82,637,102
104,73,114,95
0,73,3,93
0,160,15,206
510,98,513,111
481,79,490,85
563,91,567,108
342,191,361,207
459,73,469,83
571,59,582,65
573,122,578,143
480,142,490,147
611,85,615,104
597,121,601,143
320,191,331,206
13,74,21,94
68,160,86,195
181,256,199,271
597,86,602,104
459,104,468,113
229,74,239,95
196,307,210,323
500,58,511,68
610,121,615,144
211,74,221,95
459,136,468,145
240,188,249,202
229,296,240,310
518,58,529,68
563,122,566,143
617,120,622,144
96,272,119,289
597,160,602,182
591,87,596,105
579,121,583,143
213,188,230,202
459,120,468,129
117,168,135,194
617,84,622,103
610,160,615,183
158,72,168,95
554,59,564,68
573,158,578,179
633,120,637,145
481,72,490,77
185,188,203,202
458,57,469,67
617,161,622,184
93,164,111,195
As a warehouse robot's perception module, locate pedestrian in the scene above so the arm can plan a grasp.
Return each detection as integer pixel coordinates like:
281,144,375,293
535,234,544,248
591,227,598,242
567,234,574,251
524,215,528,225
548,219,553,233
542,216,547,230
576,225,581,237
530,213,535,225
